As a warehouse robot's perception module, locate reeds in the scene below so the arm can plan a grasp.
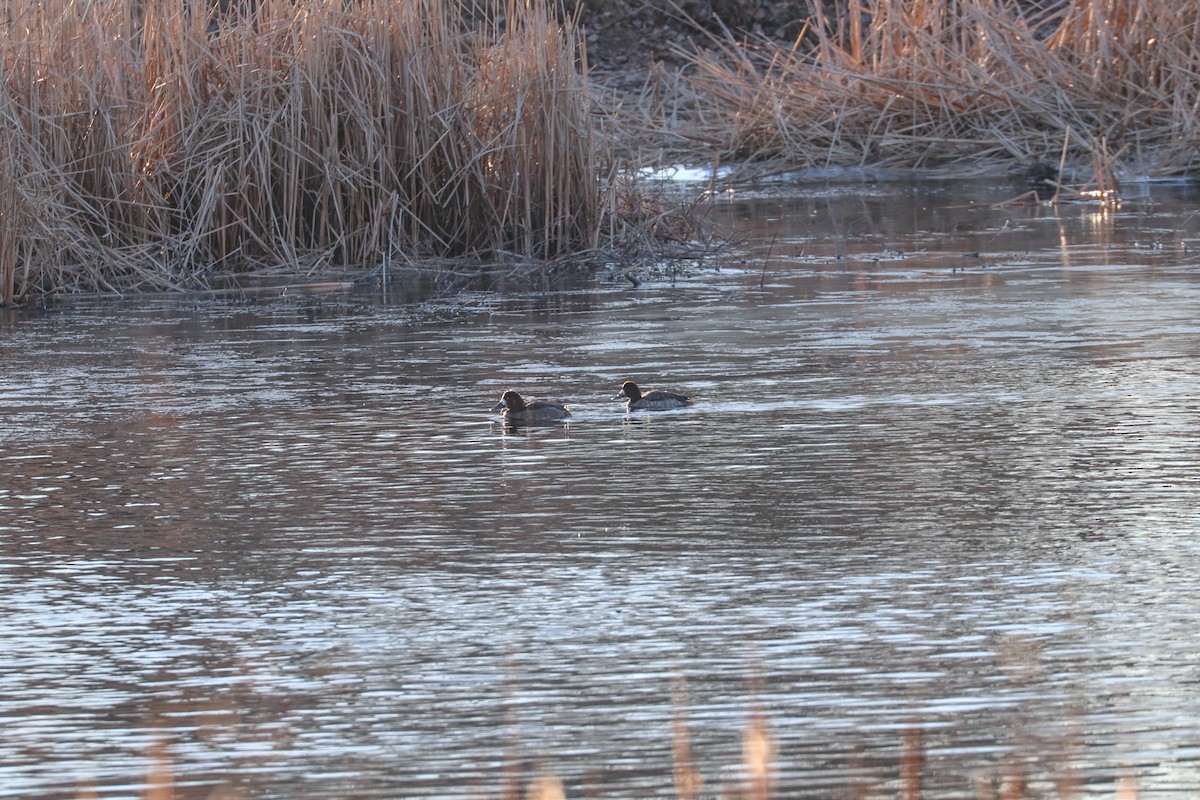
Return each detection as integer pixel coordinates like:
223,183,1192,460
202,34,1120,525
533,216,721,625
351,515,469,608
0,0,652,303
84,718,1142,800
672,0,1200,177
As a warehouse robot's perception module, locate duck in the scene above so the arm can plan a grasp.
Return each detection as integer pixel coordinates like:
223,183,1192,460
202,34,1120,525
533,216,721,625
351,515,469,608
1023,157,1059,187
615,381,691,411
490,390,570,422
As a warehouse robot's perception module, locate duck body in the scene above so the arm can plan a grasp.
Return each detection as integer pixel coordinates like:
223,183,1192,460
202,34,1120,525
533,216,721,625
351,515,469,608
491,390,570,422
1024,159,1059,186
616,381,691,411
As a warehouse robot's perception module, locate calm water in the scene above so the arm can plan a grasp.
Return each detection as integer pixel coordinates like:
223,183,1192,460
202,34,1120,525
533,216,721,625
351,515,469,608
2,180,1199,799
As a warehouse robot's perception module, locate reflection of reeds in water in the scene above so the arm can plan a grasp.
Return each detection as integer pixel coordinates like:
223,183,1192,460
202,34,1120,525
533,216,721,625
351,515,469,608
0,0,672,304
673,0,1200,178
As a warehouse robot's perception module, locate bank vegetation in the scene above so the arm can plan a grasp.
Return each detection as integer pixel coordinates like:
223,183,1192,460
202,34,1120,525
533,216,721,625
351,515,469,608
0,0,692,305
651,0,1200,178
3,0,1199,304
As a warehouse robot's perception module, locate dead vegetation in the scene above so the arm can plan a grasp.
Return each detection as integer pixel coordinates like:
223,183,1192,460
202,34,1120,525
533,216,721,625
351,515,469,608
651,0,1200,181
0,0,692,305
4,0,1198,304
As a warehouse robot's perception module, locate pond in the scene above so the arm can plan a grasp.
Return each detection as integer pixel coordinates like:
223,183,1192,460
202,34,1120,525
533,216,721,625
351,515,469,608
2,179,1199,799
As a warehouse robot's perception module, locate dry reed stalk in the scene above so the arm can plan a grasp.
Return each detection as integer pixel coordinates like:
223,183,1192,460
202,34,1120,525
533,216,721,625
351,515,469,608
741,707,775,800
998,755,1027,800
1051,732,1083,800
1116,769,1139,799
670,675,704,800
143,739,175,800
667,0,1200,177
525,774,566,800
900,724,922,800
0,0,658,303
0,135,16,305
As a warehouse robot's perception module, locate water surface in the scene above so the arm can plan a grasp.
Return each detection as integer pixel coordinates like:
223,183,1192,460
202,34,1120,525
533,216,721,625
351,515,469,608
2,179,1199,798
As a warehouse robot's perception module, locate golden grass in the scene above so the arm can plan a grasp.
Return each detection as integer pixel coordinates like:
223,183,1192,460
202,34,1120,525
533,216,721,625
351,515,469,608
669,0,1200,178
0,0,677,304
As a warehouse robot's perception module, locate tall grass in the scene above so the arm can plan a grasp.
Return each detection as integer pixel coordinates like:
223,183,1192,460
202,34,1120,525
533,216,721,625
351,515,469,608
0,0,649,304
672,0,1200,177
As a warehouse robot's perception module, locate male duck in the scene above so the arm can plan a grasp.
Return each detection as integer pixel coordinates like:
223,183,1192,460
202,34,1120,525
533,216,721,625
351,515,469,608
491,390,570,422
616,381,691,411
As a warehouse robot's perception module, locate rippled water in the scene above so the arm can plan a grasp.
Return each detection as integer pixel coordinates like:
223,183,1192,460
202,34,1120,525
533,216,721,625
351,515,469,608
2,180,1199,799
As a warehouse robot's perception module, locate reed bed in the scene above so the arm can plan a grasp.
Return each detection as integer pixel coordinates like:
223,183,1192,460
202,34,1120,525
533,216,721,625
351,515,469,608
0,0,676,304
670,0,1200,178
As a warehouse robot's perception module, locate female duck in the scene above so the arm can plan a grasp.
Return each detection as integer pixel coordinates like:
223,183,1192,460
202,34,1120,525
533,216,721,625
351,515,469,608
491,390,570,422
616,381,691,411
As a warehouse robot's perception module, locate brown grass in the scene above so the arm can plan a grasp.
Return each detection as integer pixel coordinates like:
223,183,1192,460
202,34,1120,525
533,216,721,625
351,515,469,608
0,0,679,304
668,0,1200,178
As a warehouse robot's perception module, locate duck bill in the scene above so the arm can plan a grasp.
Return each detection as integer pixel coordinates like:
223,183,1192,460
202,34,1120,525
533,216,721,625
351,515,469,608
490,401,507,412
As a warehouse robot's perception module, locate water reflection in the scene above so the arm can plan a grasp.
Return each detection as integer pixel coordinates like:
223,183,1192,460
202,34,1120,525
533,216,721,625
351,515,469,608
2,181,1200,798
